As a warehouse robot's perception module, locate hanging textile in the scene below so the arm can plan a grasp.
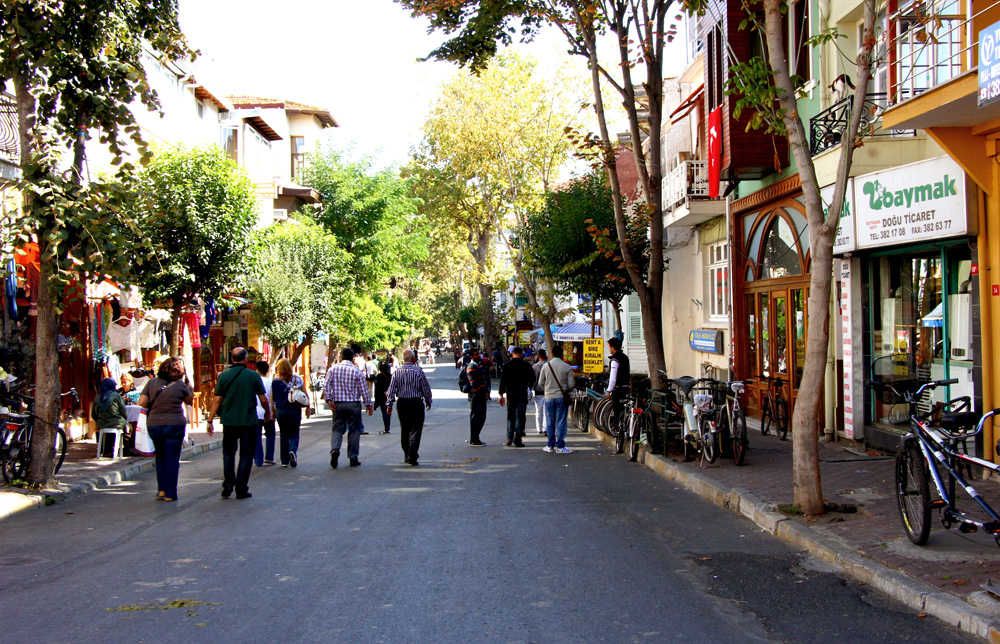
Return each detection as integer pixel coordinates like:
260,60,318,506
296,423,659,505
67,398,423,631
5,258,16,321
182,323,194,390
108,318,140,357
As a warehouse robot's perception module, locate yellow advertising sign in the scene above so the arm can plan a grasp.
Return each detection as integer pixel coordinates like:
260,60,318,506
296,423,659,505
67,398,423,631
583,338,604,374
518,331,532,346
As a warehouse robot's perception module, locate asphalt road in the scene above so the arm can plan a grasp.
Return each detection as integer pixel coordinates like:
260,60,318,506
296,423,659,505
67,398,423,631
0,361,978,644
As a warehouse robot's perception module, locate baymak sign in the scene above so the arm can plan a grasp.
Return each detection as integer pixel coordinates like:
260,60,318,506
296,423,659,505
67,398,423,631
855,156,968,249
821,179,855,255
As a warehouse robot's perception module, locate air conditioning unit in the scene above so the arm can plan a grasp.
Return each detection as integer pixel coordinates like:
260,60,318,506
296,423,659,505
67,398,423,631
273,209,288,221
949,293,972,360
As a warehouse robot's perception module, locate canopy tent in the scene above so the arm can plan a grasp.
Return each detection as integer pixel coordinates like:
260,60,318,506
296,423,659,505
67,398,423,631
552,322,600,342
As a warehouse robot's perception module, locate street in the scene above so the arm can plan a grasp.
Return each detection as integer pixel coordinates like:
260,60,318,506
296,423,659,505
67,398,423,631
0,363,977,644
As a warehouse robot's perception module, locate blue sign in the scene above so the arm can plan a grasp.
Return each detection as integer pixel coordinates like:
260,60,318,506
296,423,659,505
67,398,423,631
689,328,724,354
979,19,1000,107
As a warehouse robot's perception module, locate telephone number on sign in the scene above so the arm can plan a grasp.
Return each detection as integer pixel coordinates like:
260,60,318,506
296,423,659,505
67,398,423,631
869,227,905,241
920,221,951,232
983,79,1000,102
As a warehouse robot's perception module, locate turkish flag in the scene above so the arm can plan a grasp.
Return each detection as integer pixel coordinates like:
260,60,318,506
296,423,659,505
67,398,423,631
708,107,722,198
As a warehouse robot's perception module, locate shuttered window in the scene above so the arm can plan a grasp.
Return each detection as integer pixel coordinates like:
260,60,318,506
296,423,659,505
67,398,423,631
626,292,643,344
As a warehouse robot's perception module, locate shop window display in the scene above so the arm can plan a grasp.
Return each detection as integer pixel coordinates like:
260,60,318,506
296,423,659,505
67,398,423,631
870,247,973,429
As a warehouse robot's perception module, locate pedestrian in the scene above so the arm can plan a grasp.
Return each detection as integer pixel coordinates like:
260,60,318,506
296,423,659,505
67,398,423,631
138,357,194,502
498,346,534,447
253,361,276,467
206,347,271,499
374,360,392,434
536,344,575,454
365,353,378,400
93,377,128,457
531,349,550,436
386,349,433,466
351,345,371,435
465,347,490,446
605,336,631,435
323,347,374,468
272,358,310,468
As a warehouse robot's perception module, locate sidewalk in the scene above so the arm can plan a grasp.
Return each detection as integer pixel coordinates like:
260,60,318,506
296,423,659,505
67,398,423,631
595,423,1000,640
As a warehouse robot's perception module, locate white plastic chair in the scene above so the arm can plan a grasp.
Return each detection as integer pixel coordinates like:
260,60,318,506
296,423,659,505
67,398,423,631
96,427,125,459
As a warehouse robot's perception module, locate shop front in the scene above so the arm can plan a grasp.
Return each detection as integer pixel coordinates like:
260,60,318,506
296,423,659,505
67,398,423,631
835,156,980,451
732,176,811,421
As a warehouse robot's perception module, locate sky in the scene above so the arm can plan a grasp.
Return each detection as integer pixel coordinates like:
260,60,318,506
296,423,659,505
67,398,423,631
177,0,690,169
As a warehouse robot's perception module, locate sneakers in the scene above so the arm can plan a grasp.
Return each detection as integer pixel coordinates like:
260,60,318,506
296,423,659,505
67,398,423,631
469,440,486,447
330,449,340,468
280,463,289,468
289,452,297,468
542,446,554,453
537,430,546,435
262,460,276,466
556,447,573,454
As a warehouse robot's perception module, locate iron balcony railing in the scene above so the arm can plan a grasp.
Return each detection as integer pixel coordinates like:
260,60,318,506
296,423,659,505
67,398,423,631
664,159,712,210
0,93,18,163
809,92,916,155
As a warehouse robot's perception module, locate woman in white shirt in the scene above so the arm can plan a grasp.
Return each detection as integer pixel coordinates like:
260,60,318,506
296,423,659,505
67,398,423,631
254,361,275,466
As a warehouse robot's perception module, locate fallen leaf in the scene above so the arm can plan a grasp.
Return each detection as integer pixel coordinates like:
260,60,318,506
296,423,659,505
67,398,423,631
918,613,927,618
952,580,968,586
941,575,952,580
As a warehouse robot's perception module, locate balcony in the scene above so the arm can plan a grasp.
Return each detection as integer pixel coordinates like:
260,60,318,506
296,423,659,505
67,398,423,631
0,93,19,182
882,0,1000,130
809,93,916,156
662,160,726,228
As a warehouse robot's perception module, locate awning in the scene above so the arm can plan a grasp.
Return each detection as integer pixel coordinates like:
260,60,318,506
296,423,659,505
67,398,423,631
670,83,704,124
922,302,944,328
553,322,601,342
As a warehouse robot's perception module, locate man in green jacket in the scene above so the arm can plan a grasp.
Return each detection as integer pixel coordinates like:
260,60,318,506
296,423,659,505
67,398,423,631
207,347,271,499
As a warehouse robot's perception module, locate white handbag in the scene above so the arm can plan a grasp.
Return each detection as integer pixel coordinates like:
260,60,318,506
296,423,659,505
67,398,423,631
287,378,310,407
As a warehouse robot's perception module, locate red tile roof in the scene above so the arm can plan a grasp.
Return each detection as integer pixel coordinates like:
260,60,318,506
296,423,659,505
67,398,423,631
226,95,338,128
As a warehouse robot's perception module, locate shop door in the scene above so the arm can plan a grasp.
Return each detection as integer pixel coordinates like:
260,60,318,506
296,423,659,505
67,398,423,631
744,284,807,418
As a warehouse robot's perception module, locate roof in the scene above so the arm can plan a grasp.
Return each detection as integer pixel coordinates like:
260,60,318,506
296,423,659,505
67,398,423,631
226,95,339,128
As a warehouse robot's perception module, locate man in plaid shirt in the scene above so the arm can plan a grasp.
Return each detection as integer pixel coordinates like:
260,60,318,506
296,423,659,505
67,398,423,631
323,347,374,468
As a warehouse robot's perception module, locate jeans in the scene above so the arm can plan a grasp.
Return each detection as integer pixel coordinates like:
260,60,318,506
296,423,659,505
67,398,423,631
255,419,276,465
505,392,528,444
544,398,568,449
469,392,487,442
331,402,362,461
533,396,549,435
222,424,258,495
277,413,301,465
148,424,185,499
377,403,391,432
396,398,424,463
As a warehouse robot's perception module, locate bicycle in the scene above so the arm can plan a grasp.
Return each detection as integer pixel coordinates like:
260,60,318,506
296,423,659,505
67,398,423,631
758,375,788,440
1,388,77,484
869,375,1000,546
672,376,717,464
569,375,592,432
723,381,749,465
618,378,651,462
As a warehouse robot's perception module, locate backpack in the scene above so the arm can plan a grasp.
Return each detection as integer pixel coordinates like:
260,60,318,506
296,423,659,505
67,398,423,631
458,365,472,394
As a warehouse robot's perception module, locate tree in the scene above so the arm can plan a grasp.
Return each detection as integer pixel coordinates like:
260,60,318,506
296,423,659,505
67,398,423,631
248,216,352,365
397,0,677,386
521,171,637,329
723,0,878,514
0,0,193,486
127,146,259,356
411,52,585,351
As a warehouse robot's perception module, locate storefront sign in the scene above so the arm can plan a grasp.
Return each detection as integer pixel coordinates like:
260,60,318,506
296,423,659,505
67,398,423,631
855,156,967,249
689,328,724,354
972,263,979,275
980,19,1000,107
518,331,532,346
840,258,859,440
821,180,856,254
583,338,604,373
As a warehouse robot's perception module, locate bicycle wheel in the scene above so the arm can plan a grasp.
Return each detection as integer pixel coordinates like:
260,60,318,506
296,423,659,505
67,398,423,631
731,409,748,466
775,397,789,440
683,432,696,462
578,399,591,433
595,398,613,434
700,416,717,465
644,410,660,455
2,439,28,484
614,410,626,454
761,403,772,436
53,428,67,474
896,439,931,545
627,413,641,462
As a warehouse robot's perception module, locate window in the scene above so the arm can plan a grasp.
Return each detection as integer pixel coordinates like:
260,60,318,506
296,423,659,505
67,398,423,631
291,135,306,179
626,292,643,344
707,242,729,321
244,125,272,178
220,126,238,162
706,22,725,110
788,0,810,82
197,101,205,119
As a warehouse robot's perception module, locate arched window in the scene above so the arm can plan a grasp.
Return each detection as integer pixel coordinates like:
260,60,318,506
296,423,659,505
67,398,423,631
760,215,802,279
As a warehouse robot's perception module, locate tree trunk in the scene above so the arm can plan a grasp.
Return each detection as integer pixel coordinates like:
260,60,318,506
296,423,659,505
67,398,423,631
477,282,498,352
762,0,875,515
169,296,185,357
29,237,59,487
288,332,313,366
610,297,623,332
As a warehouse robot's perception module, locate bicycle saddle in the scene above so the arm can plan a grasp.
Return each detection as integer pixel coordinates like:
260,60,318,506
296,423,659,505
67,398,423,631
674,376,698,396
730,381,745,394
939,411,980,433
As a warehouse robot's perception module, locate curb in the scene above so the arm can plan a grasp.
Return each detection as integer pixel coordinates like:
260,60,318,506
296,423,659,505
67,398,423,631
0,437,224,524
588,427,1000,642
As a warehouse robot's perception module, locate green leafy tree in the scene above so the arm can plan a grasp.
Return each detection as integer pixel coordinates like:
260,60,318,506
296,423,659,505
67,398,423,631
126,146,258,355
0,0,193,485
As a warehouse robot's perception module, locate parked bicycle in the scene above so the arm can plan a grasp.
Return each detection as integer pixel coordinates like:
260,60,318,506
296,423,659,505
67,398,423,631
1,388,78,484
569,375,592,432
724,381,749,465
758,375,788,440
620,377,651,462
672,376,717,465
868,375,1000,546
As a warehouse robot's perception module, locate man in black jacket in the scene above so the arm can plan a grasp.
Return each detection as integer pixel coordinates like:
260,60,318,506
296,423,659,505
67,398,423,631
498,346,535,447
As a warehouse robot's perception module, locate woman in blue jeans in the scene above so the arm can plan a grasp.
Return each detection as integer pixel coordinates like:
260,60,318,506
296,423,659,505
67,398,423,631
138,357,193,502
271,358,310,467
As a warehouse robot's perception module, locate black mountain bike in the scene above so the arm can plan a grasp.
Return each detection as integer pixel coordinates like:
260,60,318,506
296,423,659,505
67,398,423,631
1,388,77,484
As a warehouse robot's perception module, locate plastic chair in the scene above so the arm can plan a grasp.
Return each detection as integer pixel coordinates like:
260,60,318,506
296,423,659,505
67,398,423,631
96,427,125,459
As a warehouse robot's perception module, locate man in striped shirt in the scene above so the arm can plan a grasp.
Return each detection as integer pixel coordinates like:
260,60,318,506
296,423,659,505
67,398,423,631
386,349,433,466
323,347,374,468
